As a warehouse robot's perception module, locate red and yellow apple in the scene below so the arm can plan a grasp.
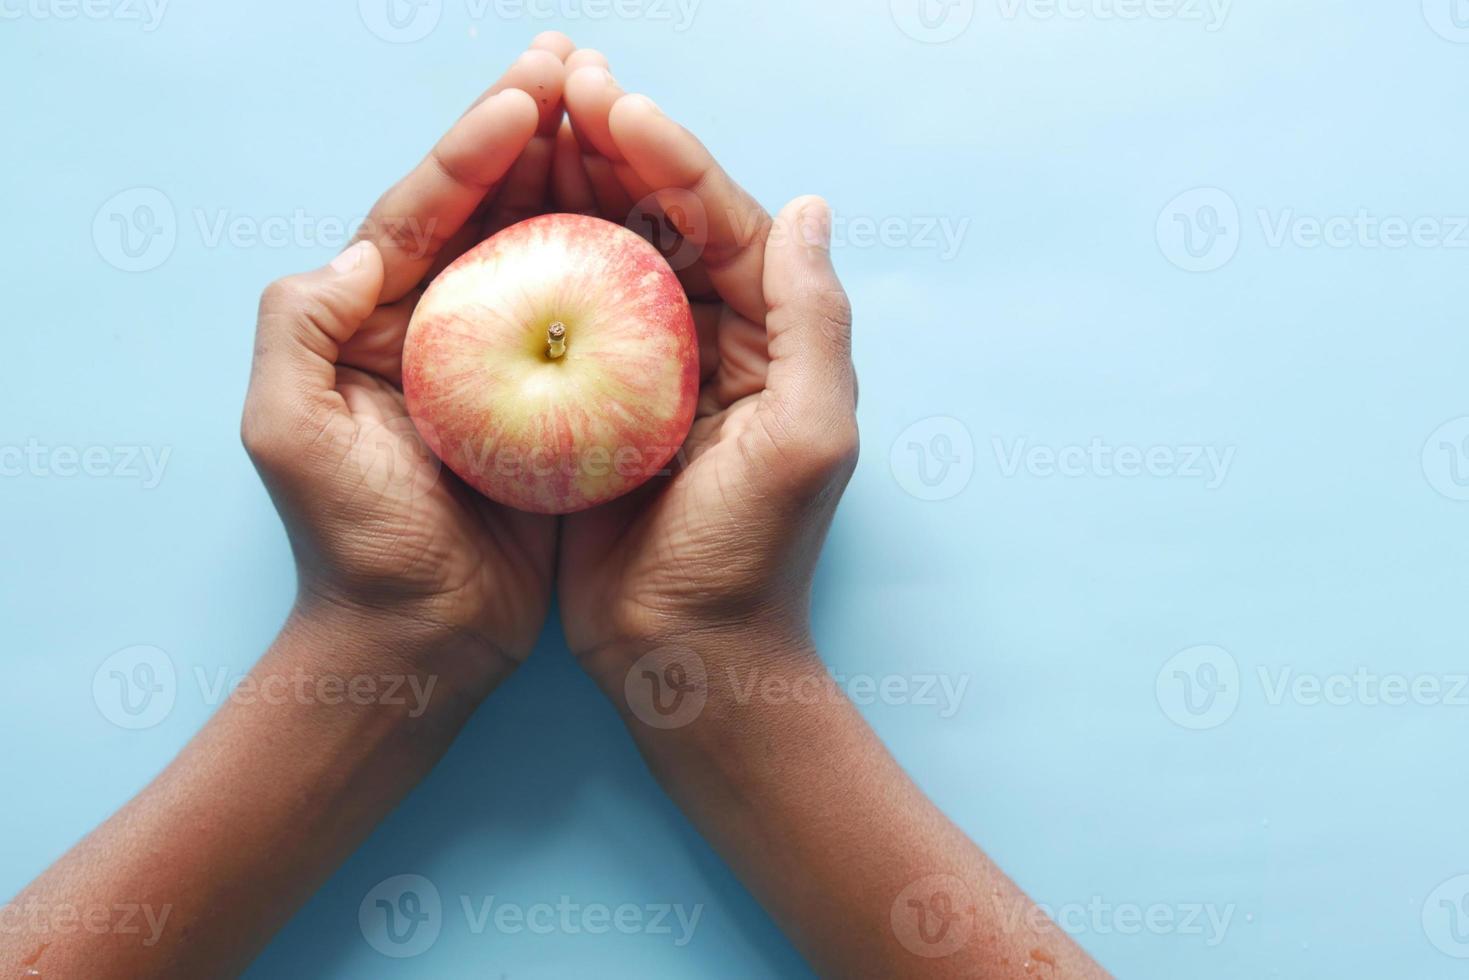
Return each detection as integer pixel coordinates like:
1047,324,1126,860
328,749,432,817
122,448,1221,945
401,213,698,514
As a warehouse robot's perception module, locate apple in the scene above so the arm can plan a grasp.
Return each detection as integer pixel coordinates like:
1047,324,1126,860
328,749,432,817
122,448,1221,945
401,213,699,515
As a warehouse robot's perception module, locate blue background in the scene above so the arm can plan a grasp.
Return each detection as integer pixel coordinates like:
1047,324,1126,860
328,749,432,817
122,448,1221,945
4,1,1469,977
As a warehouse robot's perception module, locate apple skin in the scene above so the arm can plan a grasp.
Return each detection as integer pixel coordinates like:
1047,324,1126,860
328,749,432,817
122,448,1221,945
401,213,699,515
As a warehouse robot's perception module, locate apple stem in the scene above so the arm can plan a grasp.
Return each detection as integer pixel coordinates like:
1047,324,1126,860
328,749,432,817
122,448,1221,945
547,322,567,359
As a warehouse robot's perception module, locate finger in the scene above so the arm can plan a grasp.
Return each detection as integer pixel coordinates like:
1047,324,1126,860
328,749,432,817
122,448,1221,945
339,292,419,386
529,29,575,61
481,51,570,234
431,47,569,272
564,46,609,73
551,118,598,214
760,197,856,425
607,94,771,325
564,64,622,158
564,65,640,221
692,302,722,382
466,46,569,128
356,88,539,302
243,242,385,453
564,69,717,298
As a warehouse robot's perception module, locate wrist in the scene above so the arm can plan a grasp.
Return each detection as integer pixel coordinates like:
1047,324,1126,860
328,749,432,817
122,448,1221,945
285,588,517,709
578,612,804,675
583,623,832,735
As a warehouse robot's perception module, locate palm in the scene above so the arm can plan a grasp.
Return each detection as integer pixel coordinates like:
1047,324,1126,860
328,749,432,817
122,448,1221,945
559,374,768,652
317,56,573,657
329,368,555,655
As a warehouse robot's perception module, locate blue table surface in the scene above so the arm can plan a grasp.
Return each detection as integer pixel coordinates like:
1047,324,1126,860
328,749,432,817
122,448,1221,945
4,2,1469,977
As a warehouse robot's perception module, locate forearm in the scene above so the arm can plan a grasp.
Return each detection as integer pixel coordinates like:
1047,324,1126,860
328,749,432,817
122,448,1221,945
591,633,1108,979
1,603,503,978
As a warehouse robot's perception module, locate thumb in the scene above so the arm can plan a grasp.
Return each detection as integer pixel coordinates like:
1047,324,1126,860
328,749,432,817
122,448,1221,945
762,196,857,425
249,240,384,398
243,241,385,454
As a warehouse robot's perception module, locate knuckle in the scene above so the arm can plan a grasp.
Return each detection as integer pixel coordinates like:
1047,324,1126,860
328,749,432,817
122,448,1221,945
809,284,853,351
259,275,339,339
239,410,273,464
258,276,308,316
815,283,853,326
810,421,861,475
239,406,297,471
375,213,450,262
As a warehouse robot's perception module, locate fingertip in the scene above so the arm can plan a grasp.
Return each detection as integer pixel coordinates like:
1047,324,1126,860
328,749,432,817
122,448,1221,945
565,47,610,72
775,195,833,255
529,30,575,60
485,86,541,135
609,92,662,125
607,93,698,189
565,66,624,157
785,193,830,214
514,47,564,72
330,238,383,278
566,64,617,97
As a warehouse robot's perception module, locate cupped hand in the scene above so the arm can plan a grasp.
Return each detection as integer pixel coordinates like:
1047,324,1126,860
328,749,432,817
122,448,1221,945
241,35,577,671
552,62,860,673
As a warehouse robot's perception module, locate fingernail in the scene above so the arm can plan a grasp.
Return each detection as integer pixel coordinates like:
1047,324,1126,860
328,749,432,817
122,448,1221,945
331,240,372,273
800,201,832,250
